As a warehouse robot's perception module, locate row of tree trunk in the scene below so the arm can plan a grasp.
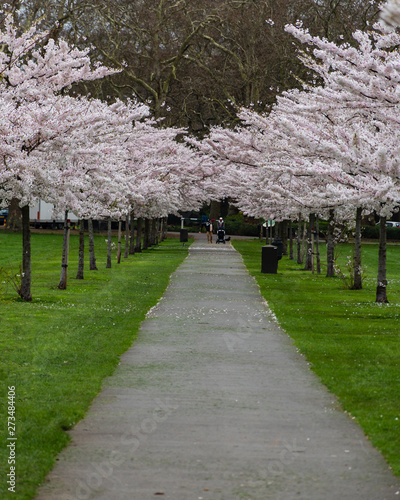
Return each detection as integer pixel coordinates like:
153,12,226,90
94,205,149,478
262,209,388,303
19,211,167,300
16,207,390,304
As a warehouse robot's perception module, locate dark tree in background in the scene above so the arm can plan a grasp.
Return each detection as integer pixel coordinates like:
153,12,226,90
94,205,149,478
7,0,380,134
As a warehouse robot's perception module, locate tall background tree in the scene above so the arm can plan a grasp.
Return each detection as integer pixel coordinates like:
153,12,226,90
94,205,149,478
6,0,381,132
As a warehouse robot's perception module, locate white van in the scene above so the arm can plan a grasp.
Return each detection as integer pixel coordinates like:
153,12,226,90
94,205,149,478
29,200,79,229
386,221,400,228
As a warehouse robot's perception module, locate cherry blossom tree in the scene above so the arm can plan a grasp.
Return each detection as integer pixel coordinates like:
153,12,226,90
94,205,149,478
192,19,400,299
195,22,400,298
0,14,119,300
32,97,149,286
285,21,400,302
191,72,400,294
118,122,219,236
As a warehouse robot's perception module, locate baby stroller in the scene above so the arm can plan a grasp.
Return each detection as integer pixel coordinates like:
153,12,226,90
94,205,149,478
216,228,226,244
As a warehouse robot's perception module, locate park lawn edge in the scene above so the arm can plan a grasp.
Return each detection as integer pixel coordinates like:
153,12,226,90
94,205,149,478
0,232,192,500
232,238,400,478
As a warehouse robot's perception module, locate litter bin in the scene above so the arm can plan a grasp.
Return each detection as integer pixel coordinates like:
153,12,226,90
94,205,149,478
261,245,278,274
272,237,283,260
180,229,188,243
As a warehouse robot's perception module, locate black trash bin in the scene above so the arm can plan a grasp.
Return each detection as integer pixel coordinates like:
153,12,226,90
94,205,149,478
272,237,283,260
180,229,188,243
261,245,278,274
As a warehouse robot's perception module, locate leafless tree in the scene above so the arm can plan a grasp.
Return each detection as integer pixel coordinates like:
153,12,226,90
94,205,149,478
6,0,380,132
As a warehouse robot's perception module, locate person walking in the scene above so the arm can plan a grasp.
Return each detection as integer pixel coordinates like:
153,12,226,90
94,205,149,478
205,219,213,243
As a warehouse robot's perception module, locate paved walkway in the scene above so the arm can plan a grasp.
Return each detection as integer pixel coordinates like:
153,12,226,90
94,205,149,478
37,235,400,500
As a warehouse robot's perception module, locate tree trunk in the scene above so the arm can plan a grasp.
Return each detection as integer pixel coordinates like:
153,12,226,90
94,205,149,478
76,219,85,279
164,218,168,240
301,221,307,264
209,200,221,220
135,217,143,253
376,216,389,303
6,198,23,231
326,209,335,277
143,218,150,250
124,212,130,258
315,215,321,275
311,232,315,274
265,222,270,245
88,218,98,270
160,218,165,242
154,218,158,245
305,214,315,271
149,218,157,246
289,220,294,260
106,218,112,268
280,220,288,256
155,218,160,245
352,207,363,290
19,205,32,301
163,217,168,240
58,211,70,290
148,218,154,246
274,221,279,238
297,213,302,265
117,218,122,264
155,218,159,245
129,210,135,255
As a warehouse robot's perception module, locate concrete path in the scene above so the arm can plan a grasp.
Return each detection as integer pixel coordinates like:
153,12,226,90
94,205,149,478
37,235,400,500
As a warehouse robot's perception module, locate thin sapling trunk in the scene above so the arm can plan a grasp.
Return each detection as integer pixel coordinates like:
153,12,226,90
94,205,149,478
280,220,288,256
163,217,168,240
117,218,122,264
376,216,389,303
76,219,85,279
289,220,294,260
143,218,150,250
58,211,70,290
301,222,307,263
326,209,335,277
124,212,130,258
311,232,315,274
149,218,156,246
106,218,112,269
160,218,165,242
88,218,98,270
305,214,315,271
19,205,32,301
315,216,321,275
297,213,302,265
155,218,160,246
274,221,279,238
129,210,135,255
135,217,143,253
352,207,363,290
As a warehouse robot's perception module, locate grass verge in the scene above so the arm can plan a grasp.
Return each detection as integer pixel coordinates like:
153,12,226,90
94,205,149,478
0,231,190,500
232,238,400,477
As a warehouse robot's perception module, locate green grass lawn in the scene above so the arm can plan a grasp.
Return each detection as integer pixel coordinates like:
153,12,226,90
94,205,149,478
232,238,400,477
0,230,190,500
